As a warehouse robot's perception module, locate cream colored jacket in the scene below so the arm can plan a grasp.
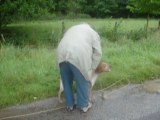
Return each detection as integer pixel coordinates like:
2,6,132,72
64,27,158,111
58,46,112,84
57,23,102,81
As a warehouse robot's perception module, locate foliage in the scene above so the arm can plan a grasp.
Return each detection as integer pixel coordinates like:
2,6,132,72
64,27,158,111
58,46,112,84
0,0,131,29
116,0,131,17
93,0,118,17
127,0,160,38
1,0,160,30
127,0,160,15
0,0,56,29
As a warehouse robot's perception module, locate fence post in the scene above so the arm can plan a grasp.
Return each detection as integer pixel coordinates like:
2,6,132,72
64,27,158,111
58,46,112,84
158,20,160,30
61,21,65,36
1,33,6,43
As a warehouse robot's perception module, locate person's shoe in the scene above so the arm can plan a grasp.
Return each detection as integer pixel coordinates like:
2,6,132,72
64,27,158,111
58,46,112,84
81,102,92,113
66,106,73,112
66,104,76,112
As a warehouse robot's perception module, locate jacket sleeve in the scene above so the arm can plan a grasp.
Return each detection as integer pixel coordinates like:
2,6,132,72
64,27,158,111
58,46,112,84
91,33,102,70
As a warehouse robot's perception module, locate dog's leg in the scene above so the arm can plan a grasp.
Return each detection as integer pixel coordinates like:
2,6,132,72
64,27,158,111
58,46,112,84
58,78,64,103
91,73,98,87
89,72,98,103
88,82,93,103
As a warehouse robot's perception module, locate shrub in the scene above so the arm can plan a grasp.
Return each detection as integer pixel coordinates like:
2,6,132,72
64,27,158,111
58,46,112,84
1,23,62,47
127,28,146,41
98,20,123,42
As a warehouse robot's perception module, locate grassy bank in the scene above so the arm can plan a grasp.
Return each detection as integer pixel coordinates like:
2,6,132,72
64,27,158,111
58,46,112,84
0,19,160,108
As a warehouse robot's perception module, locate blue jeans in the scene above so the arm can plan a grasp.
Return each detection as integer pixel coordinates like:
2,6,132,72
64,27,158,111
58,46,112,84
59,62,90,109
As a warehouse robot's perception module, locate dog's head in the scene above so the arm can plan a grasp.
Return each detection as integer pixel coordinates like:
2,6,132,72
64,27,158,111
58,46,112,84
95,62,111,73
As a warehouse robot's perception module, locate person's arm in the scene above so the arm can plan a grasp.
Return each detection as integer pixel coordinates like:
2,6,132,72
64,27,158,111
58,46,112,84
91,34,102,70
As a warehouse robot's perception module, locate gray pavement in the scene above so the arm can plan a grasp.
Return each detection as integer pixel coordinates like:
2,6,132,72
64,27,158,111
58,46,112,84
0,82,160,120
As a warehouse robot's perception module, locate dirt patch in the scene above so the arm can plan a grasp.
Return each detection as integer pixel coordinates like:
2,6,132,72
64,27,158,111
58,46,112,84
143,79,160,93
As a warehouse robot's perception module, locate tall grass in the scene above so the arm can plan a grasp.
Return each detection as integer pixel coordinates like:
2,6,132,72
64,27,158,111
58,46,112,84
0,46,59,107
96,34,160,89
0,19,160,108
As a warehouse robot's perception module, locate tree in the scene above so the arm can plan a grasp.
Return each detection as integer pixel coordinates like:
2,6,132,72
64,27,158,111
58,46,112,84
127,0,160,37
79,0,96,17
94,0,118,17
116,0,130,17
54,0,68,14
0,0,56,30
0,0,17,29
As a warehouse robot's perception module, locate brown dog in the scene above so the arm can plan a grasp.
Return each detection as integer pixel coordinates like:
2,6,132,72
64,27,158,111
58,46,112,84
88,62,111,102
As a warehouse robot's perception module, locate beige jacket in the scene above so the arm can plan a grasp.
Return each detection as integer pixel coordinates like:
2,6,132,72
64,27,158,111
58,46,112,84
57,23,102,81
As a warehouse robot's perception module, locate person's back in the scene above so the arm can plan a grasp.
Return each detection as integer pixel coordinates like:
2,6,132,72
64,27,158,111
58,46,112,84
57,23,102,80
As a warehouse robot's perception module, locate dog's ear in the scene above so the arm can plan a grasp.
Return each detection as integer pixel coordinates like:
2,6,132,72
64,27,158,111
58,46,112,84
95,63,106,73
95,62,111,73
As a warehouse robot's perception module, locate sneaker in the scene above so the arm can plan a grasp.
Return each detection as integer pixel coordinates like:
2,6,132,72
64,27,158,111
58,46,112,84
81,102,92,113
66,106,73,112
66,104,76,112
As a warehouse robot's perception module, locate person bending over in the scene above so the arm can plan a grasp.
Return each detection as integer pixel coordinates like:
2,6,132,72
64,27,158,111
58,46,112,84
57,23,102,112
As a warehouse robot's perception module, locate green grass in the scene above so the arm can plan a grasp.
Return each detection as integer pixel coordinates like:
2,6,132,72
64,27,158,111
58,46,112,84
3,18,158,46
0,46,59,107
97,35,160,89
0,19,160,108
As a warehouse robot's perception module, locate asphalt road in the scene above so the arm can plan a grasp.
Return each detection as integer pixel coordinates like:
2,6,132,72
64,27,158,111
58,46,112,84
0,82,160,120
